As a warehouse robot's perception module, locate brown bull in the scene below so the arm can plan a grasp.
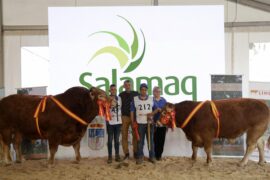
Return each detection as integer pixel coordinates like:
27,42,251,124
0,86,109,166
159,98,270,166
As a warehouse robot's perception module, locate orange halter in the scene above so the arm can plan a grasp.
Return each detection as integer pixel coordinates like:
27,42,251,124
181,100,220,138
160,101,221,138
160,111,176,130
34,96,110,137
97,99,111,121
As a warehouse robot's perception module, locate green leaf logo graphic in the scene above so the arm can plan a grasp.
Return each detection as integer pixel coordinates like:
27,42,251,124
88,16,146,73
89,46,129,68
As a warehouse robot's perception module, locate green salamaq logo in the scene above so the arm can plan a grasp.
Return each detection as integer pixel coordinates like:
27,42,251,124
79,15,198,100
88,15,145,73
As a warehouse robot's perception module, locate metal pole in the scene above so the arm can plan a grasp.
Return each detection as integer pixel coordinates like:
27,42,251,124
0,0,4,89
153,0,158,6
147,121,151,151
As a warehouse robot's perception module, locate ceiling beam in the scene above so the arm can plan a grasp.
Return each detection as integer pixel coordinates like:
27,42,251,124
225,21,270,27
227,0,270,13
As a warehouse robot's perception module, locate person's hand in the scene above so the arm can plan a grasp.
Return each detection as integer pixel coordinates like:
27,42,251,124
110,98,117,107
156,120,163,127
132,121,138,129
147,113,153,123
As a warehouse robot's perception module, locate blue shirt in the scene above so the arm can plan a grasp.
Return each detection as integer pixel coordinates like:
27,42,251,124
153,97,167,122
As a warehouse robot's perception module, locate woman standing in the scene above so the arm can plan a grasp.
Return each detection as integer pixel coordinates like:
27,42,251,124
153,86,167,161
107,84,122,163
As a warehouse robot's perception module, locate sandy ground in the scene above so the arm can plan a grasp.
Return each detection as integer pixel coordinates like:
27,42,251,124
0,157,270,180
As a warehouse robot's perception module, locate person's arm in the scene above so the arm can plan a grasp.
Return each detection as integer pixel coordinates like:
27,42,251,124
163,97,167,104
118,96,122,108
118,91,123,97
148,108,160,117
119,92,125,112
133,91,139,97
130,99,136,123
131,111,135,125
130,98,140,141
147,98,160,118
153,98,162,114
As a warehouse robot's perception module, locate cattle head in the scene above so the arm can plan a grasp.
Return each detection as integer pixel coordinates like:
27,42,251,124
89,87,108,101
158,102,176,129
89,87,115,120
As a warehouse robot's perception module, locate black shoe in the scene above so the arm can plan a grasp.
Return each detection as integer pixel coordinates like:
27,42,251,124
115,155,121,162
136,158,143,165
107,157,112,164
156,157,161,161
149,158,156,164
133,152,138,159
123,153,129,160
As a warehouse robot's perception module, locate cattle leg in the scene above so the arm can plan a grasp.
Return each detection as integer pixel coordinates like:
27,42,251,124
191,143,198,161
13,131,23,163
257,136,266,165
1,130,12,165
73,141,81,164
0,135,3,162
48,142,58,166
203,141,213,164
2,143,12,165
239,143,256,167
239,129,261,167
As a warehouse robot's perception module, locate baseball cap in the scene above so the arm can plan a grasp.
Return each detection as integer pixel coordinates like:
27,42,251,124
140,83,148,89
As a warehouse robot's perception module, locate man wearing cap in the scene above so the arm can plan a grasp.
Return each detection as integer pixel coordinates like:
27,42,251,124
130,83,160,164
119,80,139,160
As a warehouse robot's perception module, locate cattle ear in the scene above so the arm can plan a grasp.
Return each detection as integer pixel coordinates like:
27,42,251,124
89,92,95,100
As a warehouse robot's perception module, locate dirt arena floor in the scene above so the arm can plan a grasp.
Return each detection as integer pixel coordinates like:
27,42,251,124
1,157,270,180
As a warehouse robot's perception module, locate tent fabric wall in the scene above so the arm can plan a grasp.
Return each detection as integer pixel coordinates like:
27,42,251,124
3,31,48,95
1,0,270,159
2,0,270,96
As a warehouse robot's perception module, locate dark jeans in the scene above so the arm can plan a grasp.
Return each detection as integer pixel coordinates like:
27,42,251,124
107,124,122,157
137,123,155,159
154,127,167,159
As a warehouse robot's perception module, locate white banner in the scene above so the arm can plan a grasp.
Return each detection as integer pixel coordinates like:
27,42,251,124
48,6,225,102
48,6,225,158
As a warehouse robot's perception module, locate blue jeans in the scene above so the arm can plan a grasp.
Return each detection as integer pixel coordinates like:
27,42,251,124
107,124,122,157
137,123,155,159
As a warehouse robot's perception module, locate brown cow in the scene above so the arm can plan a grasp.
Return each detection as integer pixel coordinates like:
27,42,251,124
159,98,270,166
0,86,109,166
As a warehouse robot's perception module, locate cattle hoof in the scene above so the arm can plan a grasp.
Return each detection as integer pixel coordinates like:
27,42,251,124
15,160,22,164
4,162,12,166
205,162,212,167
237,162,246,167
47,163,55,168
72,160,80,164
258,161,266,166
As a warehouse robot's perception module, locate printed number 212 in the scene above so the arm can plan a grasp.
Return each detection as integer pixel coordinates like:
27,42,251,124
139,104,150,110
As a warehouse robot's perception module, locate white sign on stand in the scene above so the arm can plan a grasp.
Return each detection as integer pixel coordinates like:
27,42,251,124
88,116,106,150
